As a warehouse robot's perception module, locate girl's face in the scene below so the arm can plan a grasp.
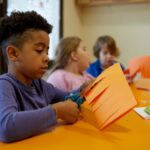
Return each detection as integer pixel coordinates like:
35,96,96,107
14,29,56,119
99,44,115,69
73,41,90,73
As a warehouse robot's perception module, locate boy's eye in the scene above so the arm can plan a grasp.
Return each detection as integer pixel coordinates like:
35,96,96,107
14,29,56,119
36,49,43,54
103,52,108,55
103,51,109,55
35,49,49,55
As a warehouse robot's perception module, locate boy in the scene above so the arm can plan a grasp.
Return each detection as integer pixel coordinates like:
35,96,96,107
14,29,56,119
86,35,125,77
0,11,80,143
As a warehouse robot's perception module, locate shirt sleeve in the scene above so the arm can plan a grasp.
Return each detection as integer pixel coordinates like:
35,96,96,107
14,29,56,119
0,79,57,143
41,79,68,104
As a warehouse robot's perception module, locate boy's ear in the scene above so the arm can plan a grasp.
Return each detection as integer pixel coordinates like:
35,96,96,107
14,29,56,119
6,45,20,62
70,51,78,61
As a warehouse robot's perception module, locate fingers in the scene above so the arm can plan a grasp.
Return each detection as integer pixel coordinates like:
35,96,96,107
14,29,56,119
52,100,80,124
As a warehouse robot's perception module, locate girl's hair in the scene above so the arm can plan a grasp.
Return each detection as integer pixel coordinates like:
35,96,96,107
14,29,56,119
93,35,120,58
51,36,82,73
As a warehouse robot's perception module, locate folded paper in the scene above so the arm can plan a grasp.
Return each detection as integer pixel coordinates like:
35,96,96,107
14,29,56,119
82,63,137,129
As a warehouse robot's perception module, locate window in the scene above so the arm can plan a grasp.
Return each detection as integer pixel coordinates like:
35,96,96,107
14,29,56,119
7,0,62,59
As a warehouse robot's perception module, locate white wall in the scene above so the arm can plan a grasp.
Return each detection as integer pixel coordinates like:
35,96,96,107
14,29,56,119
63,1,150,67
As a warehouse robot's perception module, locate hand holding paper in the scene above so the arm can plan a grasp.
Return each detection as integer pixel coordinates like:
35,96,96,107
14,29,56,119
134,79,150,91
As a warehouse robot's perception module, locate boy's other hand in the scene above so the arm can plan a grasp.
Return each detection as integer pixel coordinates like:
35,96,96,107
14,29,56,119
52,100,79,124
80,79,95,96
125,74,133,84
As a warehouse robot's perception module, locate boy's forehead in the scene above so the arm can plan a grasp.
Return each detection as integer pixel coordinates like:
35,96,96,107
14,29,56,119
23,29,49,42
100,43,108,49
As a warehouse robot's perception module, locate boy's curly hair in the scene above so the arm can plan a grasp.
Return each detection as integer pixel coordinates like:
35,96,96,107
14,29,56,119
0,11,52,63
0,11,52,45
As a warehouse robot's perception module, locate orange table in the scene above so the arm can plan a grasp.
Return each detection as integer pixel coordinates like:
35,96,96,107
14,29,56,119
0,83,150,150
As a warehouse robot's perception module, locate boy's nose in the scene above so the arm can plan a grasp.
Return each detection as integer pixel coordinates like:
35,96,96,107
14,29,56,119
43,55,49,63
106,53,113,59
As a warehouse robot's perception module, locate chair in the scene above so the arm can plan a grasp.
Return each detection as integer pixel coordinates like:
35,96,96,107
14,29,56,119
129,56,150,78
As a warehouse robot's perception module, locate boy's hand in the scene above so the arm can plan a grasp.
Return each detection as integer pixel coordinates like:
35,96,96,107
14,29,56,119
125,74,133,84
52,100,79,124
80,79,95,96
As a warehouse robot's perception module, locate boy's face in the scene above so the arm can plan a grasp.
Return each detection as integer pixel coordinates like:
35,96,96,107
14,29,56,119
14,30,50,80
99,44,115,69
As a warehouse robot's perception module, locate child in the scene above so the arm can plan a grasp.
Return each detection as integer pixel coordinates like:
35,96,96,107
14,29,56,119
0,11,80,143
86,35,125,77
47,36,93,92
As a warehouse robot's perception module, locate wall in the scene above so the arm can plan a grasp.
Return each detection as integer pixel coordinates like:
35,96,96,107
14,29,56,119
63,0,84,38
63,1,150,67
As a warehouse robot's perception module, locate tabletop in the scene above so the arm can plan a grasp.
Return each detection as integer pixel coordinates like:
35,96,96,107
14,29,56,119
0,82,150,150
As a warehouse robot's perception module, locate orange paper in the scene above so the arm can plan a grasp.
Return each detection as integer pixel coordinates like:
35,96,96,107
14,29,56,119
129,56,150,78
134,79,150,91
83,63,137,129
